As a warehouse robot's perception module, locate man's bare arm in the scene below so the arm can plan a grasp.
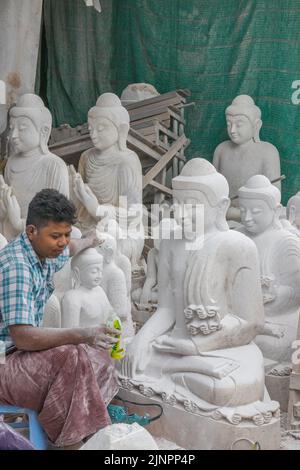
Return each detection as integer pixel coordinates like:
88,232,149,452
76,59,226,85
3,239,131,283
9,324,119,352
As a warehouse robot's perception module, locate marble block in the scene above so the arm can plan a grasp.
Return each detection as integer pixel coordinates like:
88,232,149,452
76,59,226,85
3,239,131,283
117,387,280,450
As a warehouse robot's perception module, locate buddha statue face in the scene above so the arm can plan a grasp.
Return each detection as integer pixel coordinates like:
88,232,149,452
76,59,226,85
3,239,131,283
287,193,300,230
88,116,119,152
173,189,217,235
77,261,103,289
88,93,130,152
239,198,275,234
71,248,104,289
9,116,40,154
226,114,254,145
225,95,262,145
9,94,52,155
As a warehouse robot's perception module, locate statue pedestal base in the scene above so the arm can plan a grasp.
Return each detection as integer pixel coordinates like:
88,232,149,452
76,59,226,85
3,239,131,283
265,374,290,412
116,387,281,450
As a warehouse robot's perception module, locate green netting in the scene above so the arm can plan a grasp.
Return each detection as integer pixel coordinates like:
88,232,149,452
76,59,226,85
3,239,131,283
38,0,300,204
36,0,113,127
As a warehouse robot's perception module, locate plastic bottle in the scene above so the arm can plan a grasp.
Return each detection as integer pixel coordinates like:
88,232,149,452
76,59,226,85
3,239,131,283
106,313,126,360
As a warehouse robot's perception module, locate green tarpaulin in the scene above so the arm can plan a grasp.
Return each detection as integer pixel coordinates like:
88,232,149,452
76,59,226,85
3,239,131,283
37,0,300,204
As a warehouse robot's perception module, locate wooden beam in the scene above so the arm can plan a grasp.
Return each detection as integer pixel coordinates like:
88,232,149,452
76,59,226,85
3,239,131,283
148,180,173,196
142,135,187,188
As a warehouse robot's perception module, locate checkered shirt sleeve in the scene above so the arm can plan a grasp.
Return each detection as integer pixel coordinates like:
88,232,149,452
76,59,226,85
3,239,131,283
0,262,36,328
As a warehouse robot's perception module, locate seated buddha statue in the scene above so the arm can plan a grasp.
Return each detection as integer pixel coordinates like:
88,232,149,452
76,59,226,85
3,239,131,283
120,159,278,424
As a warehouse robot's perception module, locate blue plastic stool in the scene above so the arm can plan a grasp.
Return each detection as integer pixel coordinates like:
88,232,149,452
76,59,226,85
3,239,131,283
0,405,47,450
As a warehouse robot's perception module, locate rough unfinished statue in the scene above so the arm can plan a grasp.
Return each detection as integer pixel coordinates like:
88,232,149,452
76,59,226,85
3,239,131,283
119,159,280,450
0,93,69,240
213,95,281,223
98,234,135,340
70,92,144,272
238,176,300,380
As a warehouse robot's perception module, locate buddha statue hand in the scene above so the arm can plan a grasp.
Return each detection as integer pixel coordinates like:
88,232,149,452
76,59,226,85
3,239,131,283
153,335,198,356
121,333,152,378
261,321,285,339
184,305,222,336
260,275,277,304
71,167,99,218
0,179,23,232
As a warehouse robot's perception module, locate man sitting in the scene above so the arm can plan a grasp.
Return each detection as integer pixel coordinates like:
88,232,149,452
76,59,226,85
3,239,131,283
0,189,119,449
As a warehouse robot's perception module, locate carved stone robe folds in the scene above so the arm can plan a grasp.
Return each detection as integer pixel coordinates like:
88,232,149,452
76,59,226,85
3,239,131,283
77,148,144,264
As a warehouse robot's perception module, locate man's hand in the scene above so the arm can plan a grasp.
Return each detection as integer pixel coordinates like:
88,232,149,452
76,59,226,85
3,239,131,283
85,325,120,351
68,228,105,256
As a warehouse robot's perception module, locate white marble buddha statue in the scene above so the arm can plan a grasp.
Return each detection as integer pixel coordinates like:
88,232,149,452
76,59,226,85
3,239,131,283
70,92,144,271
213,95,281,223
238,176,300,366
120,159,278,424
61,248,113,328
98,234,134,339
0,93,69,240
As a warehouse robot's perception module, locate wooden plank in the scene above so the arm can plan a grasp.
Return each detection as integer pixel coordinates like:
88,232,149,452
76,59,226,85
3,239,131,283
149,180,172,196
169,107,186,125
125,90,186,111
143,135,187,188
128,98,182,119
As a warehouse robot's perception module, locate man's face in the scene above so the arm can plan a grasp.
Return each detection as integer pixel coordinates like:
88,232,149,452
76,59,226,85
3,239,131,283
88,116,119,151
226,114,253,145
27,221,72,259
9,116,40,154
239,198,274,234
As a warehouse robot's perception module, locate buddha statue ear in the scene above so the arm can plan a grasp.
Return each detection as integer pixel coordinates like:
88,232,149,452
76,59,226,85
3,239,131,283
253,119,262,143
72,267,81,289
216,197,230,231
118,123,129,151
40,125,51,154
289,205,296,224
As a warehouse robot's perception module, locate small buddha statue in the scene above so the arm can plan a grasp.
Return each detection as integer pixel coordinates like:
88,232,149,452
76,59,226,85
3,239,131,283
213,95,281,222
61,248,112,328
98,234,135,339
69,92,144,272
120,159,278,424
238,175,300,366
0,93,69,239
132,218,179,308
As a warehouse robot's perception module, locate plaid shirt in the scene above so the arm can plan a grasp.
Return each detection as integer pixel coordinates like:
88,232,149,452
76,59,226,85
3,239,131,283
0,232,69,347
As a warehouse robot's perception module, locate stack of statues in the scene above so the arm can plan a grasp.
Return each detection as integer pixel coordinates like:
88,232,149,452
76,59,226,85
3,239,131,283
3,87,300,449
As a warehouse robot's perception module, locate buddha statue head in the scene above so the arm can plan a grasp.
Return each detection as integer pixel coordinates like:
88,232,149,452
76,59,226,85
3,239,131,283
9,93,52,155
88,92,130,152
71,247,104,289
98,233,117,264
287,192,300,230
238,175,282,234
225,95,262,145
172,158,230,235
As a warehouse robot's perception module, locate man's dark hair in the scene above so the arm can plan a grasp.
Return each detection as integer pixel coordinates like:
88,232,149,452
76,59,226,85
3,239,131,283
26,189,77,228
